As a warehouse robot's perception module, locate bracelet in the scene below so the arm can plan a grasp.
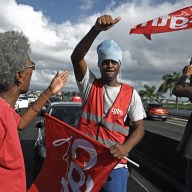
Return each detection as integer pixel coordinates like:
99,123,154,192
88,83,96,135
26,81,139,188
31,105,40,113
41,92,51,103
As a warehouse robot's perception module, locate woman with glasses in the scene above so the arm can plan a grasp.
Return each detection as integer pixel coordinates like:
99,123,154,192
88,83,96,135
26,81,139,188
0,31,69,192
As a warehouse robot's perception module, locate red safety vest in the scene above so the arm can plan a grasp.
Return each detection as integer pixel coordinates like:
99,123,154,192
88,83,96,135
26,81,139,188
78,79,133,163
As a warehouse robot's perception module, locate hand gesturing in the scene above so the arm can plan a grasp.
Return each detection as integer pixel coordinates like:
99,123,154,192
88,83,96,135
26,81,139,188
94,15,121,31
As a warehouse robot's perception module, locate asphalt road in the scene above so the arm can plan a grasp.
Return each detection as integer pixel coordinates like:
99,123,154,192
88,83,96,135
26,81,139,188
144,117,187,141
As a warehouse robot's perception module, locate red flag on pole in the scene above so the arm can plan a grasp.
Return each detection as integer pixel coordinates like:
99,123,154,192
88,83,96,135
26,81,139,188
130,6,192,40
28,114,119,192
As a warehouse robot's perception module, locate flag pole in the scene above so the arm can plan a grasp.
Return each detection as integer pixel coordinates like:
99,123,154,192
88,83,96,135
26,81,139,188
123,156,140,167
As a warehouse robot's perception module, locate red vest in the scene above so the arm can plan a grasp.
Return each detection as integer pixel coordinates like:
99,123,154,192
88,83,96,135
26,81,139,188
78,78,133,148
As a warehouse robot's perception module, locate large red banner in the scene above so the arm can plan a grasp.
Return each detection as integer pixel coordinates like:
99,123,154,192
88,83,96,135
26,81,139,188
130,6,192,40
28,115,119,192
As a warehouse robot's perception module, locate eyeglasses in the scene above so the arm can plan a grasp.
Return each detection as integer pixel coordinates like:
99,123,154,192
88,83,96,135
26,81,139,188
26,61,36,70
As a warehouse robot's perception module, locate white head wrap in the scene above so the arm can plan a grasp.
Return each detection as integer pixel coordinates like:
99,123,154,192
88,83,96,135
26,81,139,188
97,39,122,67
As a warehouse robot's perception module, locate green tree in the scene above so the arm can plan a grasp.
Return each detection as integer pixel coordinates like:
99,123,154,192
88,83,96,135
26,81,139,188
158,71,180,109
138,84,158,102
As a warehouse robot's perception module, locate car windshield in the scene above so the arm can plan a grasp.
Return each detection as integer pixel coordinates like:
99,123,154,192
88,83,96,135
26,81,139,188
49,106,82,128
19,96,28,100
148,104,163,108
49,97,60,102
43,97,61,109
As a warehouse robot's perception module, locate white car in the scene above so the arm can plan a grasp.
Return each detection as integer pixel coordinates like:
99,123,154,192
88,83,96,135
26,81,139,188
16,96,29,109
28,95,37,104
15,102,20,112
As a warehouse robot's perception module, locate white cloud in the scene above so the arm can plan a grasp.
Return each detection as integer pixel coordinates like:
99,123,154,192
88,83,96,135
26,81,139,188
80,0,95,10
1,0,192,98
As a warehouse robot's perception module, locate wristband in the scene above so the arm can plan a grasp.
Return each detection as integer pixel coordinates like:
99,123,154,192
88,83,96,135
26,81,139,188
41,92,51,103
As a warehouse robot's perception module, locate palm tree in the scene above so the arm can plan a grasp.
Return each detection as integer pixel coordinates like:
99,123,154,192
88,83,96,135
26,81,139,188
158,71,180,109
138,84,158,102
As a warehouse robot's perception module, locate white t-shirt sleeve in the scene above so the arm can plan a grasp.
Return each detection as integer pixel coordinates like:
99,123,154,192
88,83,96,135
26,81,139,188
77,68,96,105
128,89,146,122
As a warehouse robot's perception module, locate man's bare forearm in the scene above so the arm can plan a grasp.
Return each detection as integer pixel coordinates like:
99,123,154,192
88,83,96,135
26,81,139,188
172,74,191,97
71,26,100,63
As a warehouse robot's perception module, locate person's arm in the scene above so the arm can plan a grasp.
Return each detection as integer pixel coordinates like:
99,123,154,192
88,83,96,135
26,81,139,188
109,119,144,159
71,15,121,82
18,70,69,130
0,118,5,146
172,65,192,98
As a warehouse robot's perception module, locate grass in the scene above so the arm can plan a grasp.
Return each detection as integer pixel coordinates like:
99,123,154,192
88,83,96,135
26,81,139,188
163,103,192,111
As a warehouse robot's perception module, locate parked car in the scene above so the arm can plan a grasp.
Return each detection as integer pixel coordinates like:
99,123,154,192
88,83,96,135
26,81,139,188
16,95,29,109
28,95,37,104
34,102,82,179
144,103,168,121
40,96,61,114
15,102,19,112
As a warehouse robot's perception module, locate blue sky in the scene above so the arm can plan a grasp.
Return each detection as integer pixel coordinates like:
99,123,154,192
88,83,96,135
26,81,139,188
16,0,123,23
1,0,192,99
16,0,178,23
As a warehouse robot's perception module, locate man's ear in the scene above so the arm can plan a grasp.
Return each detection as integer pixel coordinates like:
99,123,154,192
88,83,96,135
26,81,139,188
15,71,24,84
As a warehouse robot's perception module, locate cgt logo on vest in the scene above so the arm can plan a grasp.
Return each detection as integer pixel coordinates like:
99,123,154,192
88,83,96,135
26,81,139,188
111,107,123,116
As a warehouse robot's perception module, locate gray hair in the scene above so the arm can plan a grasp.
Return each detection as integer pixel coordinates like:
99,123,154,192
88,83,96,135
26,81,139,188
0,31,30,92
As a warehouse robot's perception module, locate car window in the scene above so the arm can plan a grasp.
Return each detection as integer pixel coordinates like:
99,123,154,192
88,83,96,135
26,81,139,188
19,96,28,100
49,106,82,127
148,104,162,108
49,97,61,102
42,97,61,111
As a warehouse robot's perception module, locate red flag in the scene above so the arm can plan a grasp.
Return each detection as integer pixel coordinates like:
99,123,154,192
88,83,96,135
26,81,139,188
28,114,119,192
130,6,192,40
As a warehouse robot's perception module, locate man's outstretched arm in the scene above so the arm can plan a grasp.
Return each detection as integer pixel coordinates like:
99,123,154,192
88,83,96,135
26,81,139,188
172,65,192,98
